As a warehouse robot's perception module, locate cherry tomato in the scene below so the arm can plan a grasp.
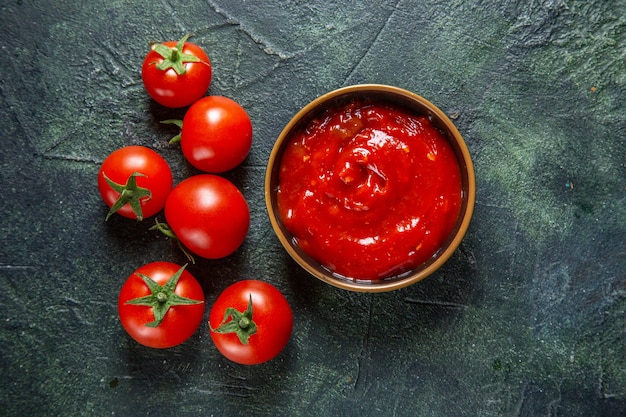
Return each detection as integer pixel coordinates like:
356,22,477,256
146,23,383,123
209,280,293,365
164,174,250,259
141,34,212,108
180,96,253,173
118,262,205,348
98,146,173,221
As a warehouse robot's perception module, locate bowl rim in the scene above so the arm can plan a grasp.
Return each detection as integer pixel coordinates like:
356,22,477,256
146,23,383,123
265,84,476,292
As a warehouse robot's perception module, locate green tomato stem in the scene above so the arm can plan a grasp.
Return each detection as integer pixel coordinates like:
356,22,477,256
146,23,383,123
151,34,203,76
238,317,250,329
125,264,203,328
150,218,196,264
210,295,257,345
160,119,183,144
102,171,151,221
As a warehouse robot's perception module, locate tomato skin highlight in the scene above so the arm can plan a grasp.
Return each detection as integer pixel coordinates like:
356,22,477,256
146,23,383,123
181,96,253,173
141,39,212,108
98,146,173,220
209,280,293,365
118,262,205,349
164,174,250,259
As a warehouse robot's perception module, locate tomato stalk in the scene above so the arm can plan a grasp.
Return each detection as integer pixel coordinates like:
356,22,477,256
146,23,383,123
102,171,151,221
160,119,183,144
150,34,207,76
210,295,257,344
125,264,203,327
150,218,195,264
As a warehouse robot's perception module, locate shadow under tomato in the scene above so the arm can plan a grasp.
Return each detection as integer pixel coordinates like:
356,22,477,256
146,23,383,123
205,333,298,413
116,329,207,391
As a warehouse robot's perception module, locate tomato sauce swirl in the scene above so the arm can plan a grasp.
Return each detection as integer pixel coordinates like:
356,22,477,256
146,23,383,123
277,100,462,280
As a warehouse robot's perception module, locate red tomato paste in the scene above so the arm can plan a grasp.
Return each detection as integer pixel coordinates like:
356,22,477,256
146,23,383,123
277,100,462,280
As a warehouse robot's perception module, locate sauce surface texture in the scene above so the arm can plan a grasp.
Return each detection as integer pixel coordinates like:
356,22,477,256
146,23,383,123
277,100,462,280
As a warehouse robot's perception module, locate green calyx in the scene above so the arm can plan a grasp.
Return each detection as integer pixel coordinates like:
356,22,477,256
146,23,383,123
150,218,195,264
160,119,183,144
210,295,257,344
151,34,202,75
103,171,151,221
125,264,203,328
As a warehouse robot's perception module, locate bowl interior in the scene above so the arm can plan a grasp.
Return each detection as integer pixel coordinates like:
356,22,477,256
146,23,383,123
265,85,475,292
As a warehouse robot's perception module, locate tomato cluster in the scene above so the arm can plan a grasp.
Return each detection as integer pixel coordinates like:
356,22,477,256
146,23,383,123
97,33,251,260
97,35,292,364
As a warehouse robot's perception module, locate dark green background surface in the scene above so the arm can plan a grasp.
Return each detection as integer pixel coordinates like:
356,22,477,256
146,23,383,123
1,1,624,416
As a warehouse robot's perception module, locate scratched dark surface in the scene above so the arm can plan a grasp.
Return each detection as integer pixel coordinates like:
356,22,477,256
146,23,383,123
1,1,625,416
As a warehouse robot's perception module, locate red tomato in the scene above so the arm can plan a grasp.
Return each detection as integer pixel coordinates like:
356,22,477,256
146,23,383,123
209,280,293,365
141,34,212,108
118,262,205,348
164,174,250,259
98,146,173,221
180,96,252,173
